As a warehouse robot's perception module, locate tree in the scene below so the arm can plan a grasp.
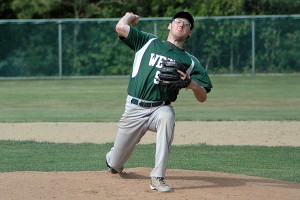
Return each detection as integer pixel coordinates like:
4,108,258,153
0,0,17,19
243,0,300,15
11,0,61,19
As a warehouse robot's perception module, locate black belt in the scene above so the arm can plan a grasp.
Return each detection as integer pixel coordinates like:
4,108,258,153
131,98,170,107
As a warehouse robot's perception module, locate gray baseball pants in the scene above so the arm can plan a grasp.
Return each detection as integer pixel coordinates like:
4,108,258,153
106,95,175,178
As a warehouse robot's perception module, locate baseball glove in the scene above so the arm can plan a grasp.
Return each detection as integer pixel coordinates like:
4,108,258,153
158,60,191,89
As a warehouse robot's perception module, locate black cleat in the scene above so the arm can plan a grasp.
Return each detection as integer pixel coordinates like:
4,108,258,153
106,160,119,174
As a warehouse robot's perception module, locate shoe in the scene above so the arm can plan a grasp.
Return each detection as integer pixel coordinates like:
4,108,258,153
106,160,123,174
150,177,172,192
106,160,118,174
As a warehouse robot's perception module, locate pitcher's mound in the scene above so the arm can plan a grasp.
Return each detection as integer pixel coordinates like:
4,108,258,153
1,168,299,200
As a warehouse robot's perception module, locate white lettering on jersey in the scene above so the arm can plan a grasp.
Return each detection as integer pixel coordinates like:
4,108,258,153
149,53,159,66
150,54,170,84
156,56,169,68
154,70,161,84
149,54,172,68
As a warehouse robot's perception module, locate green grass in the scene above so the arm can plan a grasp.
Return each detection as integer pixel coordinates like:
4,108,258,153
1,140,299,183
175,74,300,120
0,78,128,122
0,75,300,122
1,75,299,183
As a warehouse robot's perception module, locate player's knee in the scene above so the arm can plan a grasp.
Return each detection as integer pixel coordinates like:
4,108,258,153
158,111,175,125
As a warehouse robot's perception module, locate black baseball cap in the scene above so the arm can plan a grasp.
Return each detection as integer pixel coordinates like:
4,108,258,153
172,11,194,29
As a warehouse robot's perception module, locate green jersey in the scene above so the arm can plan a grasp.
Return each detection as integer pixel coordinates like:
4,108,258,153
121,27,212,102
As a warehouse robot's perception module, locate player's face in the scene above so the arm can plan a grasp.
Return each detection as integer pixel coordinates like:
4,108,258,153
173,18,192,28
168,18,192,40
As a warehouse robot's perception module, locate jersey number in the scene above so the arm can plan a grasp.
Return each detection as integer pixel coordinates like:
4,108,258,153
154,71,161,84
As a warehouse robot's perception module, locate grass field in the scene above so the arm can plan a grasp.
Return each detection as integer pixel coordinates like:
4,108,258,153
1,140,300,183
1,75,300,183
0,75,300,122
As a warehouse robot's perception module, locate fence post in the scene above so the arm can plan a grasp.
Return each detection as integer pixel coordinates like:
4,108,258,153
251,19,256,76
153,21,157,36
58,21,62,79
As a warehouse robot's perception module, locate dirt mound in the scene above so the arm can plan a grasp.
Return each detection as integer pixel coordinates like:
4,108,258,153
1,121,300,199
1,168,299,200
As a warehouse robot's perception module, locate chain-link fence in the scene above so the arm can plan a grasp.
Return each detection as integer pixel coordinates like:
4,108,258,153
0,15,299,79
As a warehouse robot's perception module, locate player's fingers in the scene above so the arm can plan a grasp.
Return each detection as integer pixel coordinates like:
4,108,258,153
126,13,140,26
177,70,187,80
177,70,184,75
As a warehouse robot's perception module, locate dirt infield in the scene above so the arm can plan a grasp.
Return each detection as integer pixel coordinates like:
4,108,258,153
1,168,300,200
1,121,300,200
1,121,300,146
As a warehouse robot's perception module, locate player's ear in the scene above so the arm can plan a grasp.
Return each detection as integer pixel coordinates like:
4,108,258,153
167,23,171,30
185,30,192,40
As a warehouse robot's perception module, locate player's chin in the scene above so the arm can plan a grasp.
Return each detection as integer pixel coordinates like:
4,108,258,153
174,35,186,42
175,31,188,38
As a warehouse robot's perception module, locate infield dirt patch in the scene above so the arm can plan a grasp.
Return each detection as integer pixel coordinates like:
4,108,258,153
1,121,300,200
1,121,300,146
1,168,300,200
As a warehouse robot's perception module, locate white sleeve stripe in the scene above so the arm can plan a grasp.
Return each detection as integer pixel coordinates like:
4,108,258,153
186,59,194,75
131,38,157,78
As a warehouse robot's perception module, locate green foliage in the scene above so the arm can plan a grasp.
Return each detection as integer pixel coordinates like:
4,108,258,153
7,17,297,76
0,1,299,80
0,0,16,19
0,22,60,76
189,19,253,72
11,0,61,19
277,31,300,72
2,0,299,20
62,22,122,76
243,0,300,15
192,0,244,16
1,3,300,76
1,140,300,183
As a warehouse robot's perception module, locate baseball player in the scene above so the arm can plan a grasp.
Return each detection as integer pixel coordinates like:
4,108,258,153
105,11,212,192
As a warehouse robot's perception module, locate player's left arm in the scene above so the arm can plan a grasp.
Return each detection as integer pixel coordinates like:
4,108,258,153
187,79,207,103
177,70,207,102
187,80,207,102
178,56,212,103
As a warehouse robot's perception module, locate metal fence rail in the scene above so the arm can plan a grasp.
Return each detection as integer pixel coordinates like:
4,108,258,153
0,15,299,79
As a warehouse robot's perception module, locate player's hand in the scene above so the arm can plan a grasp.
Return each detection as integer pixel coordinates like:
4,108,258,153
125,12,140,26
177,70,191,81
